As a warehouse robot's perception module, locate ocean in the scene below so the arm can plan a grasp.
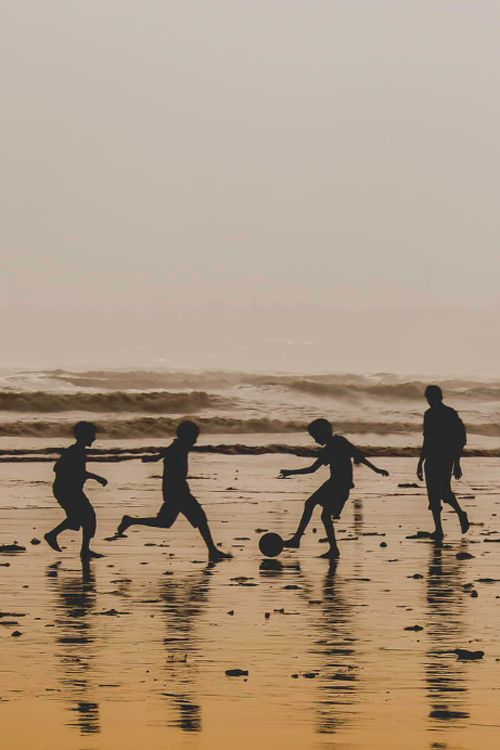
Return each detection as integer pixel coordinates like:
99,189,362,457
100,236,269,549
0,368,499,456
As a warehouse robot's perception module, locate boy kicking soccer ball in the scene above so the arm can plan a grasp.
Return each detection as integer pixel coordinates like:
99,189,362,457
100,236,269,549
281,419,389,558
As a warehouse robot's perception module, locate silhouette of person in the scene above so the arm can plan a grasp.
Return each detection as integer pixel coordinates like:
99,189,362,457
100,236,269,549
116,421,231,563
416,385,470,541
45,421,107,559
280,419,389,558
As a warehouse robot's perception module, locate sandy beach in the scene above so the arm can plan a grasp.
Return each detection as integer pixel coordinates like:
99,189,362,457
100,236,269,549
1,450,499,750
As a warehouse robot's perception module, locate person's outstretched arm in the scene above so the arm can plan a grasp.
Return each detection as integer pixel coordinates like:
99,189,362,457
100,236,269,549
349,439,389,477
86,471,108,486
280,458,323,478
357,456,389,477
141,451,165,463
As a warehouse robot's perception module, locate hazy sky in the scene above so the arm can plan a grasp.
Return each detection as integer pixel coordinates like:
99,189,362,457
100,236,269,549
1,1,500,372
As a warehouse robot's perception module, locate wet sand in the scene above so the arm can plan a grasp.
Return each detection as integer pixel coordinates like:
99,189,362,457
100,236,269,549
1,452,500,749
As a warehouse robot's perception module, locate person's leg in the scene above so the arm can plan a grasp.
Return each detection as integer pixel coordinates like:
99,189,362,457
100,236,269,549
284,486,326,548
443,492,469,534
425,464,444,539
45,518,72,552
441,464,470,534
429,503,444,540
184,495,231,561
80,504,103,558
196,516,231,561
319,507,340,559
118,515,166,534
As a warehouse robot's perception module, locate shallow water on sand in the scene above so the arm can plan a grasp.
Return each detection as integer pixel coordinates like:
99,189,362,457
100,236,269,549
1,454,500,749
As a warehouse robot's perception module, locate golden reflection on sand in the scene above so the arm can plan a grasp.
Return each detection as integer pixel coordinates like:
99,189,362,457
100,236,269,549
0,455,499,749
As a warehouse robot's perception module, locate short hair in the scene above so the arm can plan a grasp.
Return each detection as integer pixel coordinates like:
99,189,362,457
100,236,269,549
307,418,333,437
425,385,443,401
176,420,200,441
73,421,97,440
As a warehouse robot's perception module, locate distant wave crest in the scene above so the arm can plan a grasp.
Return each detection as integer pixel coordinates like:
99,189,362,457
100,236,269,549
0,415,498,439
45,369,500,401
0,390,218,414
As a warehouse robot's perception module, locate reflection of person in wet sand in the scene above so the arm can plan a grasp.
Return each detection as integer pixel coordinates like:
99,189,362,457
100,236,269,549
417,386,470,541
48,559,100,736
280,419,389,558
315,561,359,734
117,421,231,562
274,560,359,734
159,566,214,732
425,543,470,728
45,421,107,559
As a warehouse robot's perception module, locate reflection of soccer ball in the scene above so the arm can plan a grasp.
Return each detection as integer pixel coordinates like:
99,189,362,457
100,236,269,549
258,532,284,558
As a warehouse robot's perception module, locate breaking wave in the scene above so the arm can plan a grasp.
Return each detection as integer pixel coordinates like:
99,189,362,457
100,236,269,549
42,369,500,401
279,379,500,401
0,415,498,439
0,390,219,414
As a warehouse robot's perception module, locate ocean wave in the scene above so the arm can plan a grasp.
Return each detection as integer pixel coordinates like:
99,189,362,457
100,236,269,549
279,378,500,401
0,390,219,414
43,369,500,401
0,415,498,439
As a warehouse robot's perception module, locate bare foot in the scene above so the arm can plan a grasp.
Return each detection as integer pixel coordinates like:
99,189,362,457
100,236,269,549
319,548,340,559
209,550,232,562
44,532,62,553
81,549,105,559
116,515,132,536
429,530,444,542
459,512,470,534
283,537,301,549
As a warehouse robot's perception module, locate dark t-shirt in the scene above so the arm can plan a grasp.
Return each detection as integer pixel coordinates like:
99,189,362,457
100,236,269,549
53,444,87,491
423,404,466,462
318,435,364,488
162,440,189,493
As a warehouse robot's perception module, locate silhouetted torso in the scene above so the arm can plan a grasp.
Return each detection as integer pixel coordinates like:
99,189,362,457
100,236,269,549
423,405,466,462
54,444,87,492
319,435,363,487
162,440,189,495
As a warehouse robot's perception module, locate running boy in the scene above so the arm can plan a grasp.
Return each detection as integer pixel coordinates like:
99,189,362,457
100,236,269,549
45,421,107,559
116,421,231,563
280,419,389,558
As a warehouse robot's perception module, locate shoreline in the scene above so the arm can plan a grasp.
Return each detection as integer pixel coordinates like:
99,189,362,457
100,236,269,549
0,444,499,461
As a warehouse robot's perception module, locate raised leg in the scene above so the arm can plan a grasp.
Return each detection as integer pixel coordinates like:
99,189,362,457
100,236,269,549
443,491,470,533
117,515,165,535
283,497,317,548
45,519,72,552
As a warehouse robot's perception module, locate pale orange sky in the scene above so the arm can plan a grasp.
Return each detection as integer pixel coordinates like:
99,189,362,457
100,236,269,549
1,2,499,372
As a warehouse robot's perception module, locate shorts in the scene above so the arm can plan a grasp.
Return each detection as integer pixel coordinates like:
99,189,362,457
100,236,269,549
53,484,97,537
158,486,207,529
424,460,455,511
310,480,351,519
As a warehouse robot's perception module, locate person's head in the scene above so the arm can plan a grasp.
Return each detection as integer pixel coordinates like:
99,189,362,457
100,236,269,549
307,418,333,445
73,421,97,446
425,384,443,407
176,420,200,445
